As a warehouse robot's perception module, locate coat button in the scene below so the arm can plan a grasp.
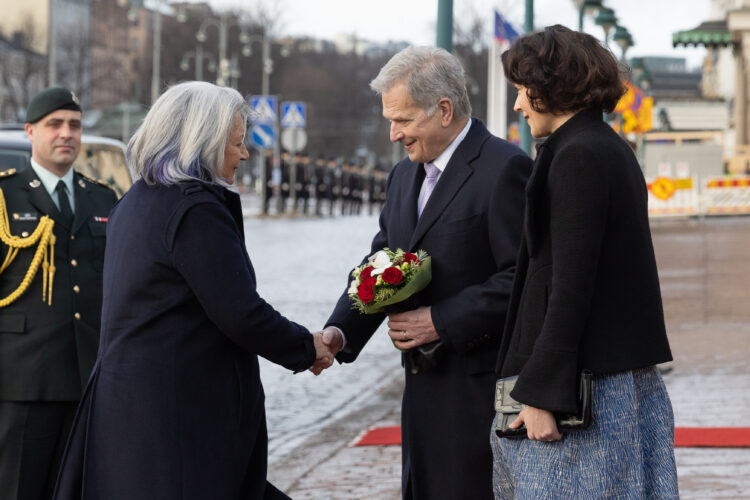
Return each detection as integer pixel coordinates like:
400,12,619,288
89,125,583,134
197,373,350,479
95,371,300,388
21,231,29,237
73,285,80,293
74,312,81,320
71,259,77,267
70,234,75,240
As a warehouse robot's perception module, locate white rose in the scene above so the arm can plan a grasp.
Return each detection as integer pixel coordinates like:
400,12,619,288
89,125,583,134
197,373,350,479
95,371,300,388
369,250,392,275
348,278,360,295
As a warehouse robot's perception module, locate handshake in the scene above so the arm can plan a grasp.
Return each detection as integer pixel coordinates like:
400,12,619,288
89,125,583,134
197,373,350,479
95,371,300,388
306,307,439,376
309,326,345,375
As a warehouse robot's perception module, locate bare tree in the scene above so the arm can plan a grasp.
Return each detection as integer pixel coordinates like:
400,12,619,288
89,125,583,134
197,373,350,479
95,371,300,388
0,15,46,122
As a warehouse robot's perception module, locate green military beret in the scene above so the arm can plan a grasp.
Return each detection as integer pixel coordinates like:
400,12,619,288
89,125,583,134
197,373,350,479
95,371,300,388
25,87,82,124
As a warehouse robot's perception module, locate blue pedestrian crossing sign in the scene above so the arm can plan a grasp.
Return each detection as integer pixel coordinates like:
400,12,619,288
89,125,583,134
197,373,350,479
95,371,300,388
250,95,277,125
250,124,275,149
281,102,306,128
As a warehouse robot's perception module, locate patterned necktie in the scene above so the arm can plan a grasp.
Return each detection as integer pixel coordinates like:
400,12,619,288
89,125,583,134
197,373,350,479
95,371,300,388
418,162,440,218
55,180,74,225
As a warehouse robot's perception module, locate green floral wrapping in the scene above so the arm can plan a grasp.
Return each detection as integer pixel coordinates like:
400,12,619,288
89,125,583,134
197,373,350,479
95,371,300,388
362,256,431,314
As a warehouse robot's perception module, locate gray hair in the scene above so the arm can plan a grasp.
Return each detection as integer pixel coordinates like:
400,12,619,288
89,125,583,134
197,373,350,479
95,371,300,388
127,81,249,185
370,46,472,119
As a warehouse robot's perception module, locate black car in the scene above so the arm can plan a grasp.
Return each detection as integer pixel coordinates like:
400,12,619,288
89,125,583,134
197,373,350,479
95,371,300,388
0,129,133,198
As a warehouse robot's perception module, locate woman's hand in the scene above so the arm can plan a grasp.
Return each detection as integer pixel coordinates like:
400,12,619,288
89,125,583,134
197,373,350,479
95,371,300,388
309,332,334,375
509,405,563,441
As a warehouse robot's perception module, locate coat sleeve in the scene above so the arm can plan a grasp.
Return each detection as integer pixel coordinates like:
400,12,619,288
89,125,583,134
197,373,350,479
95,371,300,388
324,166,403,362
169,198,315,373
430,153,531,354
511,145,609,414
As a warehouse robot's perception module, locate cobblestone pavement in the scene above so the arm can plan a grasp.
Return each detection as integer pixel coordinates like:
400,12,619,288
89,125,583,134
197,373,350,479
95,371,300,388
243,195,750,499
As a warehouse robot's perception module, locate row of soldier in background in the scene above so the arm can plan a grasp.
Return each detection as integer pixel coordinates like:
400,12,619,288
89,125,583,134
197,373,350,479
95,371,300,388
260,150,388,216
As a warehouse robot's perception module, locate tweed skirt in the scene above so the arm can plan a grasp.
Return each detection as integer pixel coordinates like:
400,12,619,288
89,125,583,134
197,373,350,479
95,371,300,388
490,366,678,499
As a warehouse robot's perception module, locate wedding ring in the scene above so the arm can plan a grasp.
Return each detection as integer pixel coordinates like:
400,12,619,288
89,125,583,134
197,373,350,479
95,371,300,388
402,331,407,341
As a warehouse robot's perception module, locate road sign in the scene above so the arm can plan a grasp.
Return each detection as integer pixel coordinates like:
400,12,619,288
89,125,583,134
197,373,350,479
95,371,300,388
251,124,275,149
281,102,306,128
250,95,277,125
281,127,307,152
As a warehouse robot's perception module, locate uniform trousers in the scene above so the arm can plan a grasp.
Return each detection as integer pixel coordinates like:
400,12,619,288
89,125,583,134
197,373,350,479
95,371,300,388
0,401,77,500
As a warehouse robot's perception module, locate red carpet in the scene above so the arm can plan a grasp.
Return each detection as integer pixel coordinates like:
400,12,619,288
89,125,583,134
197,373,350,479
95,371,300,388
674,427,750,447
353,426,750,448
353,426,401,446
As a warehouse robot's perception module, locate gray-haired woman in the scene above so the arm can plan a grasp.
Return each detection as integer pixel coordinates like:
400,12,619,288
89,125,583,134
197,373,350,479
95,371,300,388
53,82,332,500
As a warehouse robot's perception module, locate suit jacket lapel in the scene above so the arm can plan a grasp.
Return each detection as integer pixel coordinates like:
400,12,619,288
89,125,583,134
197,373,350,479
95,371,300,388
72,173,93,235
408,119,485,250
20,166,65,227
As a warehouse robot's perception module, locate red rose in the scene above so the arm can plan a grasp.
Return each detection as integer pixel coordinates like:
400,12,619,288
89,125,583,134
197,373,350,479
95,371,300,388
382,267,404,284
360,266,374,280
357,282,375,303
403,252,419,264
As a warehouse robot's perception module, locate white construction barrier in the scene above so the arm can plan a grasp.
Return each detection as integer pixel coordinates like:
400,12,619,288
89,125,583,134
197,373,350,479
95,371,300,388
646,177,700,217
702,176,750,215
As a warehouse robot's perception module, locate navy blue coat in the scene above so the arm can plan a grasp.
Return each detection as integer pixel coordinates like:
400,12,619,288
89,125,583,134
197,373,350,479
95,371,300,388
54,179,315,500
327,120,531,500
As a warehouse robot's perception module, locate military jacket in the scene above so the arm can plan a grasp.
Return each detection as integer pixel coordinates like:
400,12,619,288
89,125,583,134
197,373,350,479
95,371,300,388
0,165,117,401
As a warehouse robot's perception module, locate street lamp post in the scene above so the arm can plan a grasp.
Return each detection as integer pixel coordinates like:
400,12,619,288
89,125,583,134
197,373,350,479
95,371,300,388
151,7,162,103
243,33,271,96
520,0,534,155
612,25,634,61
436,0,453,52
180,46,217,81
572,0,602,32
594,7,617,45
197,15,251,87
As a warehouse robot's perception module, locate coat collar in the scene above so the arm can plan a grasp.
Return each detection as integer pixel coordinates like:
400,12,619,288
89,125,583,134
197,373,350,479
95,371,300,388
177,180,244,239
539,107,603,155
408,118,489,249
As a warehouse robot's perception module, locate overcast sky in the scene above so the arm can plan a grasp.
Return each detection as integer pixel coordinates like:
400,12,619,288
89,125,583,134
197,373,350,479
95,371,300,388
208,0,713,69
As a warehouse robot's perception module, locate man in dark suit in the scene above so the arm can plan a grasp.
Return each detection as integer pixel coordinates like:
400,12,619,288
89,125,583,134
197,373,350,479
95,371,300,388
320,47,531,500
0,87,117,500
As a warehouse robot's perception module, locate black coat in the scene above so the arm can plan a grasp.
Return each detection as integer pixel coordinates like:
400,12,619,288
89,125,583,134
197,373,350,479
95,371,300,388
0,165,116,401
54,180,315,500
495,108,673,414
327,120,531,500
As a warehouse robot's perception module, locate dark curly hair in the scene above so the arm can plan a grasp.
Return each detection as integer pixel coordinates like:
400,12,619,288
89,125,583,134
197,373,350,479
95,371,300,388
501,25,627,114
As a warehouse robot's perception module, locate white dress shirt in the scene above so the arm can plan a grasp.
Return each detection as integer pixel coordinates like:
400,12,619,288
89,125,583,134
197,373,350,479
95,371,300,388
30,159,75,214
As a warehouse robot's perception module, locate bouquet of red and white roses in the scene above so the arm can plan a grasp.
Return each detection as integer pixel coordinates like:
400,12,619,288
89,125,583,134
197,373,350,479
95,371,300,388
348,248,431,314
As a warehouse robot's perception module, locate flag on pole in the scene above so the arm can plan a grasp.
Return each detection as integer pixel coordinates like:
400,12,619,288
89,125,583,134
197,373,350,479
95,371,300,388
494,10,520,47
488,10,521,140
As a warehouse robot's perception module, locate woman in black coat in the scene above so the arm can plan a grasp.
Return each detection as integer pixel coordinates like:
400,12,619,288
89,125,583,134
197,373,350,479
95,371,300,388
53,82,332,500
491,26,678,498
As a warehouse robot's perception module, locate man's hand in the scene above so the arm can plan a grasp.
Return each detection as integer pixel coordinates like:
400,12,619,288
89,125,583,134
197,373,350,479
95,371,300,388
509,405,563,441
309,331,333,376
387,306,439,350
320,326,344,356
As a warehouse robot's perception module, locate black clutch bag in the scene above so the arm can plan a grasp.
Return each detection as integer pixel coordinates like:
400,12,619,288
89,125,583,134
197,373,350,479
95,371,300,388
494,370,593,438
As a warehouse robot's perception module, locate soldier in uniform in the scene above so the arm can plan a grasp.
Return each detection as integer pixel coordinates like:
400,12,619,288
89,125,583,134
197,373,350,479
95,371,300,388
0,87,117,500
279,151,291,214
350,162,363,215
314,155,327,216
261,149,275,215
294,152,310,214
360,165,373,216
340,160,352,216
326,157,340,216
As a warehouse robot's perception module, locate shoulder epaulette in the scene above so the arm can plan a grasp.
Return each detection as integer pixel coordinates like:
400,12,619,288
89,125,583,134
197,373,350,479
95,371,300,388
0,168,18,179
77,172,115,191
